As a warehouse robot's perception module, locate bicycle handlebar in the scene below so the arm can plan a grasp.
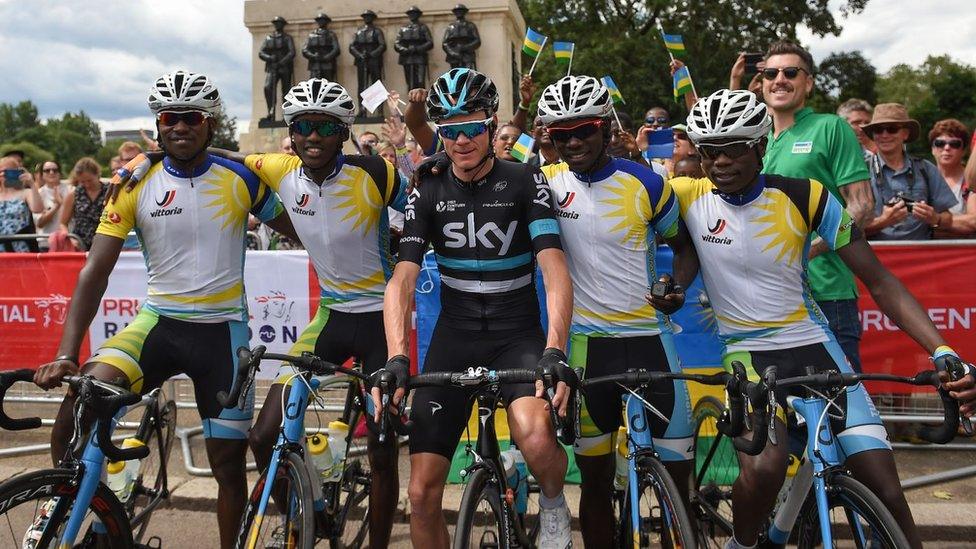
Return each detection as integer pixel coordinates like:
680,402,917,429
0,369,42,431
63,376,150,463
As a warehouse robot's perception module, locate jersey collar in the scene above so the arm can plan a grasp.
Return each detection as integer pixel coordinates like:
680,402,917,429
163,154,213,178
572,156,617,182
299,152,345,186
714,175,765,206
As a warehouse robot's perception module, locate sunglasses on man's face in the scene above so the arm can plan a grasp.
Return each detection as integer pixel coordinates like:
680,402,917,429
697,140,758,161
872,125,904,136
436,119,492,141
932,138,964,150
761,66,809,81
157,111,210,127
290,119,345,137
546,119,604,143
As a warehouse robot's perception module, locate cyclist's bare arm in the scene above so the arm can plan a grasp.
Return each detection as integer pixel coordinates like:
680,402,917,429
384,261,421,358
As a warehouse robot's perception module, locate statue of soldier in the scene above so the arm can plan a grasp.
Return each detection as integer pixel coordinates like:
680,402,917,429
394,6,434,91
349,10,386,116
442,4,481,70
259,16,295,121
302,13,340,81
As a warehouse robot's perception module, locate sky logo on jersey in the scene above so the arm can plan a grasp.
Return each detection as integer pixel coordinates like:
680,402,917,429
155,190,176,208
291,193,315,216
443,212,518,255
708,218,727,235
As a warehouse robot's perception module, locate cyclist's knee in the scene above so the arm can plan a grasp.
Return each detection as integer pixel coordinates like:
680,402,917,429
407,476,445,517
738,454,786,489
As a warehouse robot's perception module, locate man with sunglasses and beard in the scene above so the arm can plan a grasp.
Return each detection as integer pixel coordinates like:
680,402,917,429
756,40,874,376
536,75,699,547
379,68,575,549
670,89,975,549
34,71,289,549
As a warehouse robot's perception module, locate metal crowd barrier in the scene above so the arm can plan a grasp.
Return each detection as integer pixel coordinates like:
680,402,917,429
0,232,86,252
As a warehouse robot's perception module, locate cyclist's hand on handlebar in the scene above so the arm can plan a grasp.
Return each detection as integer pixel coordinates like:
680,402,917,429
535,348,571,417
34,357,80,389
370,355,410,423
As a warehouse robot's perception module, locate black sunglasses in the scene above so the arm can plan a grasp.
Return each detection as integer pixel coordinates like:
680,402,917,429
872,125,904,135
698,140,758,160
547,119,604,142
645,116,669,125
157,111,210,126
761,66,809,80
932,138,964,150
290,120,345,137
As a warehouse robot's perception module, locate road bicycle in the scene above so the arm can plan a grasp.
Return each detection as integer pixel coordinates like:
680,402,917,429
0,368,176,548
219,347,374,549
692,365,960,548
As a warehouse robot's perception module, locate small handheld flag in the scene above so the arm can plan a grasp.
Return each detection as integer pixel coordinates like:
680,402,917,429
510,133,535,163
673,66,693,101
522,28,547,58
601,76,625,104
661,32,686,58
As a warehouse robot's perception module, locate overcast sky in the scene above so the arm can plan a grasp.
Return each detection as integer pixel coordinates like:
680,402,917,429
0,0,973,138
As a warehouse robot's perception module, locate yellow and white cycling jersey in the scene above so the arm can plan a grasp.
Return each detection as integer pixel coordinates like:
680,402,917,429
98,155,283,322
671,174,856,351
244,153,407,313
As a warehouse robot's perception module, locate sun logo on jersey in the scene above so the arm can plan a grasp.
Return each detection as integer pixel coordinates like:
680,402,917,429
600,176,652,246
334,170,383,234
751,191,805,266
200,170,249,232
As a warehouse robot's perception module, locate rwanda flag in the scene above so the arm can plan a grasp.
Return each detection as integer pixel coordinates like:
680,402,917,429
661,32,686,58
522,28,547,57
673,66,693,100
553,42,574,66
601,76,625,104
510,133,535,163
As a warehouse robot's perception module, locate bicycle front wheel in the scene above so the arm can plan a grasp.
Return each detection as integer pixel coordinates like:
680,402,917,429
622,457,697,548
329,458,371,549
794,473,909,549
237,451,315,549
0,468,133,549
453,468,510,549
128,397,176,542
691,396,737,548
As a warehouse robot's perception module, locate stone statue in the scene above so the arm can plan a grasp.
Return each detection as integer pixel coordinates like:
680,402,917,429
349,10,386,116
442,4,481,70
302,13,340,81
394,6,434,91
259,16,295,121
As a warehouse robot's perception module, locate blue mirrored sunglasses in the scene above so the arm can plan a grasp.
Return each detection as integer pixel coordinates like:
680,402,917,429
436,118,492,140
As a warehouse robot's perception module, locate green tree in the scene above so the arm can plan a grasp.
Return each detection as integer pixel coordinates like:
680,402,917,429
0,141,54,171
211,107,239,151
809,51,877,113
47,111,102,148
0,101,41,143
517,0,870,122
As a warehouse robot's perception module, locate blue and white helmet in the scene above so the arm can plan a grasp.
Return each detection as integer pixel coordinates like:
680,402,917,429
426,68,499,122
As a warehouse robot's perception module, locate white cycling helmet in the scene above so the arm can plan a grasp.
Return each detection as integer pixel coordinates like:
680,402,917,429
537,75,613,125
282,79,356,125
147,70,221,115
686,89,771,144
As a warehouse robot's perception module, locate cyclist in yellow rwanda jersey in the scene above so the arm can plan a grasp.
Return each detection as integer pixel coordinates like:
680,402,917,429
34,71,291,549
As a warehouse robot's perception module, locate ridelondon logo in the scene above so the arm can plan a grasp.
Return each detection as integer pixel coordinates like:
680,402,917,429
150,190,182,218
701,218,732,245
555,191,579,219
291,193,315,216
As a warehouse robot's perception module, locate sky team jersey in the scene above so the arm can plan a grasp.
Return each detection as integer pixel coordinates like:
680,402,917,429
244,152,407,313
543,158,680,337
98,155,282,322
671,174,855,351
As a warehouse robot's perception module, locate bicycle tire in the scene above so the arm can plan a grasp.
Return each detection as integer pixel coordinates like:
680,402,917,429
793,473,910,549
0,468,133,549
453,468,510,549
329,458,371,549
621,457,697,549
237,451,315,549
691,396,737,549
128,397,176,542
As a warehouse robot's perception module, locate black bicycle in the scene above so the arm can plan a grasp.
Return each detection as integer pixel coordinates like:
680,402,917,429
0,369,175,548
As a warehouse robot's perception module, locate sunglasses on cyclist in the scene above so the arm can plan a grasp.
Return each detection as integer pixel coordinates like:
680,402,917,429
157,111,210,127
761,66,809,80
932,138,964,150
546,119,604,143
645,116,669,125
290,119,346,137
697,140,759,160
435,118,492,140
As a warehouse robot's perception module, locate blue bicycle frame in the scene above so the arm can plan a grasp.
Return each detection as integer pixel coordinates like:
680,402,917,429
622,393,678,549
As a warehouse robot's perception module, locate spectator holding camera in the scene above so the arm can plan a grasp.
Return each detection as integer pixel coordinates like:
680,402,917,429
863,104,956,240
0,155,43,251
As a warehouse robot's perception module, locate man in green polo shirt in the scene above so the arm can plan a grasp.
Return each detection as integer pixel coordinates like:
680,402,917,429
759,40,874,372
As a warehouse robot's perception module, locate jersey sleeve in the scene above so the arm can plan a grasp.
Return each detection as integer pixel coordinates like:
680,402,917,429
648,177,680,239
251,181,284,222
827,116,871,188
809,179,855,251
397,186,432,265
524,167,562,253
381,158,409,212
243,153,301,193
96,181,139,240
215,154,283,223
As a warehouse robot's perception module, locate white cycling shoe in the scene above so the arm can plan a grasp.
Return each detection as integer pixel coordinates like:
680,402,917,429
536,499,573,549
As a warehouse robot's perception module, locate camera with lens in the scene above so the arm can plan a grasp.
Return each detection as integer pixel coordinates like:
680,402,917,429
886,191,916,213
650,278,675,298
